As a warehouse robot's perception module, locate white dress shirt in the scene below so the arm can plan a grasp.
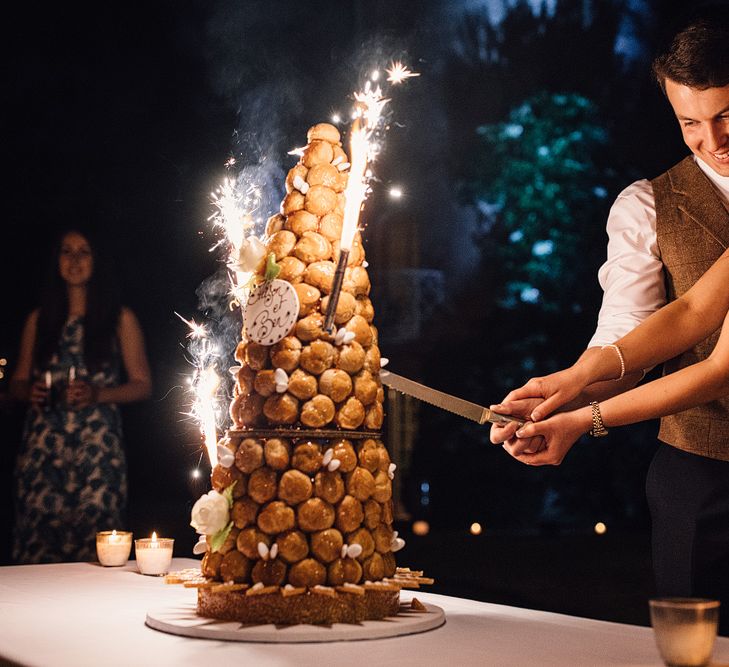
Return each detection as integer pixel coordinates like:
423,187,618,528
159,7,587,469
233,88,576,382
588,156,729,348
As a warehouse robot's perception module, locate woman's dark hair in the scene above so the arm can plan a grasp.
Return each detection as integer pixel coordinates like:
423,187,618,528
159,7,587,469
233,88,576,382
34,228,122,373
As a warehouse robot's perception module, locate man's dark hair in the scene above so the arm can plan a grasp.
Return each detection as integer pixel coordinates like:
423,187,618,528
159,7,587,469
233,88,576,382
652,6,729,93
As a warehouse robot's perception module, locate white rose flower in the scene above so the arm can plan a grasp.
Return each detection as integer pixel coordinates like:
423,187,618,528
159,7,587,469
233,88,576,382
190,490,229,535
235,236,266,273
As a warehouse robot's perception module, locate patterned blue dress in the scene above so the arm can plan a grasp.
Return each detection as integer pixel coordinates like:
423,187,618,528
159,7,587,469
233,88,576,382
12,317,127,563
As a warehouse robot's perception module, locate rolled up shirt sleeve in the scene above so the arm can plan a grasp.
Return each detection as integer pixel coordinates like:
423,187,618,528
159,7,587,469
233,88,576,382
587,179,667,348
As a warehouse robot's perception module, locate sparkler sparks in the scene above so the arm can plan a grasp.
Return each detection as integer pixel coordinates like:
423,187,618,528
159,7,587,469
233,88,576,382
174,312,208,339
386,61,420,85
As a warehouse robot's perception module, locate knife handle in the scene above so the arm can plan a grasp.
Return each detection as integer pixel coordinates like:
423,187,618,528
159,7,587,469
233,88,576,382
486,411,526,427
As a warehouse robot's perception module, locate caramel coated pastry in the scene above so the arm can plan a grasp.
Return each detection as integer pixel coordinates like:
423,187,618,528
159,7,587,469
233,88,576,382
356,439,380,473
270,336,301,373
362,552,385,581
287,368,318,401
302,140,334,168
254,369,277,397
244,341,270,371
295,314,326,343
331,236,364,267
347,527,375,561
382,551,397,578
354,296,375,323
336,341,365,374
220,550,253,583
364,402,384,430
318,369,353,403
342,266,371,297
291,441,323,475
314,470,345,505
266,212,286,236
213,526,240,555
373,523,393,554
380,500,394,525
276,529,309,564
201,551,223,579
369,324,379,346
320,291,356,325
304,184,337,217
307,123,341,145
286,209,318,236
306,163,341,191
335,397,365,430
235,438,264,474
353,370,378,406
297,497,336,532
263,393,299,425
236,393,266,428
293,283,321,317
327,557,363,586
267,229,297,261
281,190,305,216
335,495,364,534
257,500,295,535
278,469,313,505
252,558,287,586
231,496,260,529
331,144,348,165
335,192,346,216
288,558,327,588
332,439,357,473
285,163,309,193
303,260,335,294
263,437,291,471
293,230,332,264
236,527,271,560
346,466,375,502
235,364,256,395
345,315,373,348
311,528,344,563
278,256,306,283
229,394,245,428
211,464,247,498
234,340,247,364
363,498,381,530
300,394,336,428
363,344,381,374
300,340,336,376
376,443,391,472
248,467,278,504
318,213,343,242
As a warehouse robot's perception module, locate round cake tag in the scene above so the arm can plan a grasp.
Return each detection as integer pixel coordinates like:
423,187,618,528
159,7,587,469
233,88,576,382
243,279,299,346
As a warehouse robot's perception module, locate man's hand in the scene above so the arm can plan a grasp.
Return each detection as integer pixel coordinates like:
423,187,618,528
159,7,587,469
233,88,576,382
489,397,545,455
501,366,588,422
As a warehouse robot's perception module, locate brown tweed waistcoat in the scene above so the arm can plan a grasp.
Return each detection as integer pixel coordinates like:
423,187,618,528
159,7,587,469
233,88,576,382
652,156,729,461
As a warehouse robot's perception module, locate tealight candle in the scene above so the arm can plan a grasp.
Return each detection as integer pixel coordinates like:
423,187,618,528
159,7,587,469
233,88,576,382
96,530,133,567
135,532,174,576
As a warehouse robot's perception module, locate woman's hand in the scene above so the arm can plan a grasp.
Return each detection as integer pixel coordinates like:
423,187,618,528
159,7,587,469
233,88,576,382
28,380,49,408
65,380,98,409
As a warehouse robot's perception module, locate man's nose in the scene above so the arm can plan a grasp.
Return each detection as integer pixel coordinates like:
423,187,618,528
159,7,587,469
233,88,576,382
703,121,727,152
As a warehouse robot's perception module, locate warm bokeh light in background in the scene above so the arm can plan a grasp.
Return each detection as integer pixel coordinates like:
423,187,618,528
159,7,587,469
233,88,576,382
412,520,430,536
389,186,403,199
470,522,483,536
594,522,607,535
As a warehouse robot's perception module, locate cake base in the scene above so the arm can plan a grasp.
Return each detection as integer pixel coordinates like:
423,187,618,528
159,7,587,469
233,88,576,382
146,600,445,643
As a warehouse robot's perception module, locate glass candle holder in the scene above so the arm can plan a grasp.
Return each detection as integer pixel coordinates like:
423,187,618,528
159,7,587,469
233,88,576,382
134,534,174,576
96,530,133,567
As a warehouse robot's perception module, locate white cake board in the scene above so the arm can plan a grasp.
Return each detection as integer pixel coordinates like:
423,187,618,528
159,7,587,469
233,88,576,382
146,601,445,643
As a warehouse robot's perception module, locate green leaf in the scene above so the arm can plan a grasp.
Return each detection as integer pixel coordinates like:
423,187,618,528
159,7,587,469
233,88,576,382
223,480,237,508
210,521,233,553
264,253,281,281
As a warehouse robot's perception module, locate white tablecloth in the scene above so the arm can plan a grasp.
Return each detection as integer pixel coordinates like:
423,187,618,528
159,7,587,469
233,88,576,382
1,559,727,666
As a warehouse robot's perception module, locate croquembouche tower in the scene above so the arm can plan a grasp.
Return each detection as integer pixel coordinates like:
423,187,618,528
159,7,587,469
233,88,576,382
186,118,426,625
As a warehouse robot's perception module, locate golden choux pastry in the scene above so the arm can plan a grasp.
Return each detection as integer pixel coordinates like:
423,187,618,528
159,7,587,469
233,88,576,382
331,236,364,267
286,209,319,236
235,438,264,473
318,369,353,403
281,190,305,216
242,342,269,371
314,470,345,505
332,439,357,473
335,396,365,430
356,439,380,473
355,296,375,323
211,464,247,497
257,500,295,535
335,495,364,534
234,340,247,364
287,368,318,400
236,527,270,559
277,256,306,283
285,164,309,193
300,394,336,428
345,315,373,347
320,291,356,325
364,402,384,430
300,340,336,375
335,192,346,216
306,163,341,190
372,470,392,503
347,527,375,561
263,393,299,425
380,500,394,525
363,498,381,530
220,550,252,583
311,528,344,563
264,438,291,471
235,365,256,396
201,551,223,579
293,282,321,317
353,370,378,405
231,496,260,529
369,324,379,346
278,469,313,505
265,212,286,236
297,497,336,532
327,557,363,586
318,213,343,242
336,170,349,193
346,466,375,502
288,558,327,588
305,184,337,216
382,551,397,578
291,441,323,475
212,526,239,555
248,467,278,504
331,144,348,165
276,529,309,564
343,266,371,297
267,229,297,260
303,260,335,293
295,314,327,342
252,558,287,586
373,523,393,554
270,336,301,372
362,552,385,581
254,369,277,397
364,345,381,374
336,340,365,374
376,444,391,472
307,123,341,145
232,392,264,428
302,140,334,168
294,230,332,264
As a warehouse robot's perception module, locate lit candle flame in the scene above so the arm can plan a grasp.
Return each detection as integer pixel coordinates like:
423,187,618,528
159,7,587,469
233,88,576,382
151,531,158,542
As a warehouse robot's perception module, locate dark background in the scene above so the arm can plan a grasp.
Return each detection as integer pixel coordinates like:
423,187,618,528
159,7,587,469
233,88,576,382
1,0,721,626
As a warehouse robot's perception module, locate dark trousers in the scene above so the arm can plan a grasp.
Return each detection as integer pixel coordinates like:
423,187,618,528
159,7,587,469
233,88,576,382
646,442,729,636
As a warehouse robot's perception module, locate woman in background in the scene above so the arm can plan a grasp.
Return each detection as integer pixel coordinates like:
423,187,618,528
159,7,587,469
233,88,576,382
10,229,152,563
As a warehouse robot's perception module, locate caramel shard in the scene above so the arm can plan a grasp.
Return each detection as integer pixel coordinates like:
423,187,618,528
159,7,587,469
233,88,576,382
211,583,249,593
311,585,337,598
336,584,365,596
184,580,216,589
410,597,427,612
246,585,281,597
281,585,307,598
